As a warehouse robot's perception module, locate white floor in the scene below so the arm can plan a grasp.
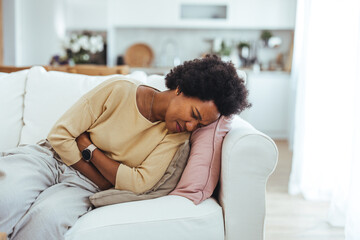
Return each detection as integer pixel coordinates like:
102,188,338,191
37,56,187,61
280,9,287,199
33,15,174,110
265,140,345,240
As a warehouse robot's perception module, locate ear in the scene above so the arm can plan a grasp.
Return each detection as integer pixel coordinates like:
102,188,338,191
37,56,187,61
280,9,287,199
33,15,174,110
175,87,181,95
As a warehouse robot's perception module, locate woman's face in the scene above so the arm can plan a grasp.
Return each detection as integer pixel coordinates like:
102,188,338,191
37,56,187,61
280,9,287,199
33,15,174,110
165,92,220,133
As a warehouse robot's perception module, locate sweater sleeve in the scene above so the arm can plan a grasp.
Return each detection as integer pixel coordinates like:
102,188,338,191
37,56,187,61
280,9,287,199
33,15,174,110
47,78,127,166
115,133,189,194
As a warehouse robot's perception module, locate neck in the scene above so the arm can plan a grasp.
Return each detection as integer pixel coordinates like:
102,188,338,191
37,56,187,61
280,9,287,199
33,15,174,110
151,90,176,122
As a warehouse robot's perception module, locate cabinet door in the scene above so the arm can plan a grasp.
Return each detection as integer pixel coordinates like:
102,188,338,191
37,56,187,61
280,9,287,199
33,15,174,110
177,0,231,28
109,0,179,27
229,0,296,29
65,0,108,30
240,71,290,139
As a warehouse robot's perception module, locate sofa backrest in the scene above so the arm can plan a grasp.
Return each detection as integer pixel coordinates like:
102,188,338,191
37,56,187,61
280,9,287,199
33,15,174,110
0,66,150,150
0,70,28,151
20,66,149,145
1,66,246,151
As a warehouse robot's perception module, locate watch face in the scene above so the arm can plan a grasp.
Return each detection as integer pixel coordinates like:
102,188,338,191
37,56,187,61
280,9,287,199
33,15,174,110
82,149,91,161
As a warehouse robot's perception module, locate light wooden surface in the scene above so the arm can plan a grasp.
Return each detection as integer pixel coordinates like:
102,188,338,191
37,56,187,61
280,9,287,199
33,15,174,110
266,140,345,240
284,32,294,73
0,65,130,75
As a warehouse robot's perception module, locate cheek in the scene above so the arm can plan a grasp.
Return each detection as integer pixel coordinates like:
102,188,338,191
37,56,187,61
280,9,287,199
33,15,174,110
165,106,175,122
164,104,176,128
166,100,182,121
164,111,172,127
164,110,179,133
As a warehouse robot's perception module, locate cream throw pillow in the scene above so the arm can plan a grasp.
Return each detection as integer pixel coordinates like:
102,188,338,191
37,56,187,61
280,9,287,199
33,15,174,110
90,140,190,207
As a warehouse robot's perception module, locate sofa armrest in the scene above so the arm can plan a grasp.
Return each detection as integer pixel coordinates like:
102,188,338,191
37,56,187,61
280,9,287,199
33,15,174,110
219,117,278,240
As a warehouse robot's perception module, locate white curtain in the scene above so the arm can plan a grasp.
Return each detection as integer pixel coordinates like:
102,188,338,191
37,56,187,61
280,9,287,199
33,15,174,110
289,0,360,238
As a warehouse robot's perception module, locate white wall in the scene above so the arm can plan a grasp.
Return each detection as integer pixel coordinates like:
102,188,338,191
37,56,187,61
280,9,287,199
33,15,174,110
65,0,108,31
240,71,290,139
2,0,295,67
2,0,16,65
16,0,65,66
2,0,65,66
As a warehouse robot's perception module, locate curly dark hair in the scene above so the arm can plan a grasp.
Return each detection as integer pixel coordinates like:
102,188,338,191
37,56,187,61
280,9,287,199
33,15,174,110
165,54,251,116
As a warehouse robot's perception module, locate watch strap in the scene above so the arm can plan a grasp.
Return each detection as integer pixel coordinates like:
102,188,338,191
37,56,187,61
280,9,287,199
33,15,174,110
86,144,97,152
82,144,97,162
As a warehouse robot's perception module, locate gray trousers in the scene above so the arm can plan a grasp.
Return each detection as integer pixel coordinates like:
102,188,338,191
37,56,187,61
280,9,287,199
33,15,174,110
0,140,101,240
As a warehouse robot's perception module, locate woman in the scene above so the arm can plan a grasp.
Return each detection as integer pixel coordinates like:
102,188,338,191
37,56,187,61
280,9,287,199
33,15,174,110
0,55,250,239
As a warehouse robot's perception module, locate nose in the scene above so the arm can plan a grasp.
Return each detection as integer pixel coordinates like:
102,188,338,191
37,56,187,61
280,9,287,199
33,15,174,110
185,120,199,132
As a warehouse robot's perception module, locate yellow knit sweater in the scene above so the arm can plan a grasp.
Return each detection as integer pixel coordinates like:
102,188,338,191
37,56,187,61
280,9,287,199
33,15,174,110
47,77,189,193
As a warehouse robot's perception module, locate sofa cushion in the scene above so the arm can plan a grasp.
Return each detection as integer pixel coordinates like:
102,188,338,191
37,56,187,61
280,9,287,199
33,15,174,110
20,66,147,145
0,70,28,151
146,74,168,91
170,116,232,204
90,140,190,207
65,196,224,240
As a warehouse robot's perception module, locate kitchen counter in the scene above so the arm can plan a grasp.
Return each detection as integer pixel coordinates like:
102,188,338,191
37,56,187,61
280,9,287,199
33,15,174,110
130,66,289,76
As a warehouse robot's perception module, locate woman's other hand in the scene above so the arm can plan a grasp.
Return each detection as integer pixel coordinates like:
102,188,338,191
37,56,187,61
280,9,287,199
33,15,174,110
76,132,92,151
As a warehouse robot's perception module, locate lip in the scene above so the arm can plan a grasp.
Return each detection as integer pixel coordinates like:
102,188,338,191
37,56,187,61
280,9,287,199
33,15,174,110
176,121,182,132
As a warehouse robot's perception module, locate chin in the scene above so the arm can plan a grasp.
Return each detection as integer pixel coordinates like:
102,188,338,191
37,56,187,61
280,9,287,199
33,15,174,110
165,121,174,133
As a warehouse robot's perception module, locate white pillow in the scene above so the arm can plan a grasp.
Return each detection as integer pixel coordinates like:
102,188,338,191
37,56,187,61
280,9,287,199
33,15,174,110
0,70,28,151
128,70,147,83
20,66,147,145
147,74,168,92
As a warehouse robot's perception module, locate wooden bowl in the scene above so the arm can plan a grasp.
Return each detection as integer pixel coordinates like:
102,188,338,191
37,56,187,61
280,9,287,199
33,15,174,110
124,43,154,67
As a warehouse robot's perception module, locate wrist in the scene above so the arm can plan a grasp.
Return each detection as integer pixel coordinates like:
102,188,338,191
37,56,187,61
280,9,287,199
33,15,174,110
79,142,91,152
81,144,97,162
77,138,92,152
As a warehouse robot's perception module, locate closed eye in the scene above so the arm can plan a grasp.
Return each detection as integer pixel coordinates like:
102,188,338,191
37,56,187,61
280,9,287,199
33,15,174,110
195,107,203,121
192,109,204,128
191,109,198,120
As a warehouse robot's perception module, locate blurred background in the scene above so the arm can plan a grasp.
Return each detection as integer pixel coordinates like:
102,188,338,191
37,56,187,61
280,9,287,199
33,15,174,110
1,0,295,72
1,0,359,239
2,0,296,141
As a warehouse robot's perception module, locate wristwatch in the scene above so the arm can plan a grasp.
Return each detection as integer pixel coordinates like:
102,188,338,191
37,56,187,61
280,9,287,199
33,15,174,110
81,144,97,162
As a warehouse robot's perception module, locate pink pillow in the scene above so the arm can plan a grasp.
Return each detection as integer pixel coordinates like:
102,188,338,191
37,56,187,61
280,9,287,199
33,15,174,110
170,115,232,204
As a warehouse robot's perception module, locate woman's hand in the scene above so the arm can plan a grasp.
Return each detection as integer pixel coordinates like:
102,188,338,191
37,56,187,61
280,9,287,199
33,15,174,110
74,132,117,188
76,132,92,152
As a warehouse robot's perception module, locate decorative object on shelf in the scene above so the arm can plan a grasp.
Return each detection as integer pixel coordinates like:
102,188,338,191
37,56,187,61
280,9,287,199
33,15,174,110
51,31,105,66
217,40,232,58
229,44,241,68
66,32,104,64
237,41,258,68
260,30,273,47
257,30,284,70
49,55,70,66
268,36,282,48
124,43,154,67
203,38,241,67
159,39,181,67
209,38,233,62
260,30,282,49
116,55,125,65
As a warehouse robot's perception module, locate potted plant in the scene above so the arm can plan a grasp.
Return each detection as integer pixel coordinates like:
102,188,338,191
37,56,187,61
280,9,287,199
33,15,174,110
260,30,273,47
63,31,105,65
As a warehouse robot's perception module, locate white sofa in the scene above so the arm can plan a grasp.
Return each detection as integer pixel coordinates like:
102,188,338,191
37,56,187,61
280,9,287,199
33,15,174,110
0,66,278,240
